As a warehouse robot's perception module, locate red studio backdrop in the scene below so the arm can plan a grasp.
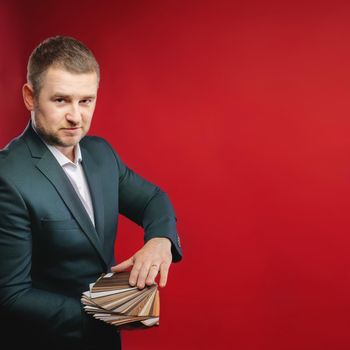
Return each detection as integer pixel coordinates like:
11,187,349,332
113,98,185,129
2,1,350,349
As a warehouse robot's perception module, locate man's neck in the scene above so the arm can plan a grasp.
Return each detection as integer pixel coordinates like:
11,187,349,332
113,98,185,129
54,145,75,162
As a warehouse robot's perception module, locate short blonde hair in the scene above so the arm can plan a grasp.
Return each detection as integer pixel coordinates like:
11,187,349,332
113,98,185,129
27,35,100,97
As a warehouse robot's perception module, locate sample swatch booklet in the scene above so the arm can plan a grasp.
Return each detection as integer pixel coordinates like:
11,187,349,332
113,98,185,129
81,271,160,329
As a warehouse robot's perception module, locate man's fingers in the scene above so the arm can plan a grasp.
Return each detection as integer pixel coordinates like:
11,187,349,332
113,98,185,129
145,264,160,286
111,257,134,272
159,262,170,288
129,261,143,287
132,263,153,289
130,262,162,289
112,238,172,289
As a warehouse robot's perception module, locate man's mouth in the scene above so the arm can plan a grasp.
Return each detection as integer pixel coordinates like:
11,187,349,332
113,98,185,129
61,127,82,134
62,127,81,130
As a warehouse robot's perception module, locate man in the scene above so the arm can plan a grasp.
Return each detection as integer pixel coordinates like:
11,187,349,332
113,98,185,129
0,35,182,350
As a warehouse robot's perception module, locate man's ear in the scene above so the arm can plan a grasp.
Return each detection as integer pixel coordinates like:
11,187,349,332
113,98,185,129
22,83,36,111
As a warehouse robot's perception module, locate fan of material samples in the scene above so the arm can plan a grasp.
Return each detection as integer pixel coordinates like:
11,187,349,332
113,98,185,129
81,271,160,328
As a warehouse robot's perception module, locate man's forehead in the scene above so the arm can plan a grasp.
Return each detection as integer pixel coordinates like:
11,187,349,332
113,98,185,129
41,67,98,95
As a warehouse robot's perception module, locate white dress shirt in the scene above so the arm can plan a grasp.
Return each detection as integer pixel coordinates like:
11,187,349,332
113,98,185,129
44,143,95,226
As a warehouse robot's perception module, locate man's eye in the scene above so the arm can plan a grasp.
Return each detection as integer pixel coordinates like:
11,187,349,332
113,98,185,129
80,99,92,105
55,98,65,104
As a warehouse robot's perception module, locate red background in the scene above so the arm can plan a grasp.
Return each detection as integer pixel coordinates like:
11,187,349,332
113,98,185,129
2,1,350,349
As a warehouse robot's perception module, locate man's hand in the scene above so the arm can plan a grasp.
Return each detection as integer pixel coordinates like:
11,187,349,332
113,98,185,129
111,237,172,289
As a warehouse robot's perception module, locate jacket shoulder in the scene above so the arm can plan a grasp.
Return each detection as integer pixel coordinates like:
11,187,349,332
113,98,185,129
80,135,116,155
0,136,29,176
80,135,123,164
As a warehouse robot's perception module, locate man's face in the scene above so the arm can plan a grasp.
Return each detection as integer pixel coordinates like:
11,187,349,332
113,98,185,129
29,67,98,154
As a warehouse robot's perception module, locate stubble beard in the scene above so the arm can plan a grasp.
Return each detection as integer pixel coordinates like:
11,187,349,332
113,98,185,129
35,121,80,148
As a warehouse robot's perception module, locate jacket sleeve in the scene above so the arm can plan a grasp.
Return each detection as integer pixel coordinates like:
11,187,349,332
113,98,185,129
106,142,182,262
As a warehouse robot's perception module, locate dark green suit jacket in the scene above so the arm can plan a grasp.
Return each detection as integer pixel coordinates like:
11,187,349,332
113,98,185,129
0,122,182,349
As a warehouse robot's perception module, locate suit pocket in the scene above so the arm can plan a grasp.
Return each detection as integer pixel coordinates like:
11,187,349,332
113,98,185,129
40,218,80,231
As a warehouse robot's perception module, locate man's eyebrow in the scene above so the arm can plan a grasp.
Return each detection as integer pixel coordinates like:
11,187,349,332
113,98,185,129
80,95,96,99
51,93,70,98
51,93,96,99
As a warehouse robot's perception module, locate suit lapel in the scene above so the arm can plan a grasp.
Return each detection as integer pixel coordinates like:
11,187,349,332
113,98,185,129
80,147,105,245
23,123,107,269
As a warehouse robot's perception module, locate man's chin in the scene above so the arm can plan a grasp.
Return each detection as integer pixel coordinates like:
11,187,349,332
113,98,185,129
45,136,81,148
57,137,82,148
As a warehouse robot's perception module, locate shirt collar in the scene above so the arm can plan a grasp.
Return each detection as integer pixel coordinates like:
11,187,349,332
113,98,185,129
46,143,82,167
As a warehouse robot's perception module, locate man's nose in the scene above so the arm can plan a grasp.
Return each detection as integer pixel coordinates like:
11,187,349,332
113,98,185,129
65,103,81,124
